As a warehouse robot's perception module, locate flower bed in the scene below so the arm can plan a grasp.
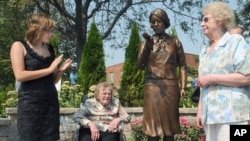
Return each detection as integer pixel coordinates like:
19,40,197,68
175,117,205,141
130,117,205,141
130,118,147,141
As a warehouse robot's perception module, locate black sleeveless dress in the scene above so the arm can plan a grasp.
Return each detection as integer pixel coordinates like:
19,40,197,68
17,40,60,141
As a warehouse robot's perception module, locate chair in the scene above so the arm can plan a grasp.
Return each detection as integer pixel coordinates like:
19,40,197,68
119,122,126,141
71,124,80,141
72,123,126,141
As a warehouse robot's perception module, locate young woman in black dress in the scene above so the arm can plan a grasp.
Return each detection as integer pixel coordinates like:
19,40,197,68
10,13,72,141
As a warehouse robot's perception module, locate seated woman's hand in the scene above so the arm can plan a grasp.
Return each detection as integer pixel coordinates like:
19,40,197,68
108,118,121,132
88,122,100,141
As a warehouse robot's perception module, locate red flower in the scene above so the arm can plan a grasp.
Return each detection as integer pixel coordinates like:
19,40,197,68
199,134,205,141
180,117,188,123
180,116,190,127
181,131,186,138
130,118,143,128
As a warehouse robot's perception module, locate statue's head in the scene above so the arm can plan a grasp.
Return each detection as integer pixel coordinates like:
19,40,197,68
149,8,170,29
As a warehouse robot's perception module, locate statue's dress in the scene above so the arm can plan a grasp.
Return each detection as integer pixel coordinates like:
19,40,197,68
138,34,187,136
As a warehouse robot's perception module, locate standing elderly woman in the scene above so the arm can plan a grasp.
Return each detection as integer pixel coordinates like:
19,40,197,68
138,8,187,141
196,2,250,141
73,82,131,141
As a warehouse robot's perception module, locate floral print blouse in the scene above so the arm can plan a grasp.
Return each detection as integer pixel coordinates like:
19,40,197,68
73,97,131,132
199,32,250,124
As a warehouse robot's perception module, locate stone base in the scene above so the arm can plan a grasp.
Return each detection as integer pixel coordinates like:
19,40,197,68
1,107,197,141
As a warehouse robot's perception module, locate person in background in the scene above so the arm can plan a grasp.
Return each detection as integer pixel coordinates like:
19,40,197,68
196,2,250,141
15,80,21,92
69,63,78,85
191,77,198,88
229,25,245,35
137,8,187,141
10,13,72,141
73,82,131,141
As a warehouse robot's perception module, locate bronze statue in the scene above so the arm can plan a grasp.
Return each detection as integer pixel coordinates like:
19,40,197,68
138,8,187,141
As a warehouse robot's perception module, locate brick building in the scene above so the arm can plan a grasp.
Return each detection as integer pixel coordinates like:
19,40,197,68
185,53,199,69
106,63,124,88
105,53,198,88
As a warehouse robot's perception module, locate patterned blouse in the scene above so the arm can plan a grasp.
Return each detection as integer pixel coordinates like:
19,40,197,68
199,32,250,124
73,97,131,132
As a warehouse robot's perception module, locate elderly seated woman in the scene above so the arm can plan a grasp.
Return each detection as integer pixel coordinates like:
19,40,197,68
73,82,131,141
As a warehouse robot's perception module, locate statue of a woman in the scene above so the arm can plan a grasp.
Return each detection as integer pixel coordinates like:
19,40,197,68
138,8,187,141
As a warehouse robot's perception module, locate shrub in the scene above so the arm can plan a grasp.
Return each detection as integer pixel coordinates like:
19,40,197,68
59,81,83,107
1,90,18,117
1,81,84,109
179,86,198,108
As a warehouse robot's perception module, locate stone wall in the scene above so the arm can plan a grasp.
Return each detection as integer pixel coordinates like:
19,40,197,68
0,107,197,141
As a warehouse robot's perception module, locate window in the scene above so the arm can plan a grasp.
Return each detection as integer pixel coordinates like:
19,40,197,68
120,70,123,76
109,72,114,82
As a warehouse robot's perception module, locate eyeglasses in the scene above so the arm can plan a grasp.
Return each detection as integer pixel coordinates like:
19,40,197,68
201,17,212,23
100,92,112,96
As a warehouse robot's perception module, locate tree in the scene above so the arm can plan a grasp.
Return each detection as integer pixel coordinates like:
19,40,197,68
0,0,36,117
78,21,106,94
1,0,249,90
119,23,145,107
2,0,248,87
0,0,35,88
31,0,215,65
237,0,250,35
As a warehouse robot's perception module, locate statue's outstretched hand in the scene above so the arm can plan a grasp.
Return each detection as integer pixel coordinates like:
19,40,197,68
142,32,153,50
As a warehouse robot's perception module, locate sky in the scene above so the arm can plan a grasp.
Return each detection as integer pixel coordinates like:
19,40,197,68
104,1,238,67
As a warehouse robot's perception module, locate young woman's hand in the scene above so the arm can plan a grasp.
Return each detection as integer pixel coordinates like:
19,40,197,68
49,55,72,73
58,58,72,72
49,54,64,73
